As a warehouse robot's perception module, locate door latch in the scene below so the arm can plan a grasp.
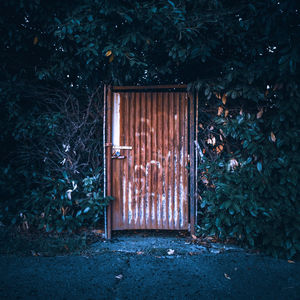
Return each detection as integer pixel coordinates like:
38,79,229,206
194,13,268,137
112,146,132,150
111,151,126,159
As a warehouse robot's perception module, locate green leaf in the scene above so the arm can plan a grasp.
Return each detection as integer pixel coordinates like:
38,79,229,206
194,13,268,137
229,208,235,215
62,171,68,180
257,162,262,172
83,207,90,213
168,0,175,8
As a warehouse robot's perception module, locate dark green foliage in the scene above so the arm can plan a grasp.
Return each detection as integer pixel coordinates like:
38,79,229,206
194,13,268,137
196,94,300,258
0,87,112,232
12,171,110,233
190,0,300,259
0,0,299,256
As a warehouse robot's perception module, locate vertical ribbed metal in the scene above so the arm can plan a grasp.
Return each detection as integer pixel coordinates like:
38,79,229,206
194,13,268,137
111,90,189,230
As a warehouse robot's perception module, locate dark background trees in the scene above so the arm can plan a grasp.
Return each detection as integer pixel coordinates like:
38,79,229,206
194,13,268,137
0,0,299,257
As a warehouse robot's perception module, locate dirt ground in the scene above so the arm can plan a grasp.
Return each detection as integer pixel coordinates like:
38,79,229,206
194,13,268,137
0,232,299,300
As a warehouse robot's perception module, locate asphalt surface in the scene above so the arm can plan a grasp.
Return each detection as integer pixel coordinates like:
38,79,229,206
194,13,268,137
0,236,299,300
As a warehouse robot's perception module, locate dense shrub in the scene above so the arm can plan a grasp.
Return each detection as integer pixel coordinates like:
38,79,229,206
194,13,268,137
0,87,112,232
0,0,299,257
195,83,300,259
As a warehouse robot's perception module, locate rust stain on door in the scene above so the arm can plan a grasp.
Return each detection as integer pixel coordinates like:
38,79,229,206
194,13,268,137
108,87,190,230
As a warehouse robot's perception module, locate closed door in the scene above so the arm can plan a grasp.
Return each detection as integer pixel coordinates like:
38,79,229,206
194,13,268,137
110,91,189,230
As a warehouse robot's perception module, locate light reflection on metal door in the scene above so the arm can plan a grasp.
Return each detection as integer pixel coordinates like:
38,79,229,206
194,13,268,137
109,87,190,230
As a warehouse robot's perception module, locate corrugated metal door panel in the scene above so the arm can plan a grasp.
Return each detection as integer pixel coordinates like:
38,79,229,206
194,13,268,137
111,91,189,230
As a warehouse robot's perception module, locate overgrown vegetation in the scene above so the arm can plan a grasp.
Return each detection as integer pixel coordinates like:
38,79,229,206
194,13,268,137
0,0,299,258
195,86,300,259
0,86,112,232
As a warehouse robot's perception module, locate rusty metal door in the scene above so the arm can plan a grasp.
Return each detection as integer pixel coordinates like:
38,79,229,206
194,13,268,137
105,86,194,232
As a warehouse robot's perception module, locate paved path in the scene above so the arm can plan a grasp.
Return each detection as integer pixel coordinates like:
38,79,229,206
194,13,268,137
0,236,299,300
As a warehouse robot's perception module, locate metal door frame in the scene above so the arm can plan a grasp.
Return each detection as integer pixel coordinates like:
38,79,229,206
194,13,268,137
104,85,196,238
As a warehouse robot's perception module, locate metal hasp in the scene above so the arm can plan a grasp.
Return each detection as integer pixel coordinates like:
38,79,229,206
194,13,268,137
104,84,197,238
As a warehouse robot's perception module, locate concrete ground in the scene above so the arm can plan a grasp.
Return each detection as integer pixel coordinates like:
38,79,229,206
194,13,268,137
0,234,299,300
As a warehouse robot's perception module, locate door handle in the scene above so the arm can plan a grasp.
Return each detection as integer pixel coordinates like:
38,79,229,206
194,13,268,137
111,146,131,159
112,146,132,150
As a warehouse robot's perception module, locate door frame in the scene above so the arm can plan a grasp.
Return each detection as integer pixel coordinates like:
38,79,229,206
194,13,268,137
104,85,197,238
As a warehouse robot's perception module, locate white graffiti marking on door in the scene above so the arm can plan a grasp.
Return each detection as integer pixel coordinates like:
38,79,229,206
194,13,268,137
131,150,185,225
127,109,187,226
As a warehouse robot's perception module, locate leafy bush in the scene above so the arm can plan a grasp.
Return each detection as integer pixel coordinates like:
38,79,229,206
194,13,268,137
0,87,112,232
1,0,299,257
13,171,112,233
195,84,300,259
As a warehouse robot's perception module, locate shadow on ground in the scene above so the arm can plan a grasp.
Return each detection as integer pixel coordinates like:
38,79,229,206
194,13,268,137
0,230,299,299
